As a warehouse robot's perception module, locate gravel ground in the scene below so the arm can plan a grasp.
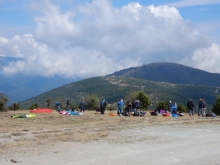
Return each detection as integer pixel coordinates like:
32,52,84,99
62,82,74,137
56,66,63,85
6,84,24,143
1,111,220,165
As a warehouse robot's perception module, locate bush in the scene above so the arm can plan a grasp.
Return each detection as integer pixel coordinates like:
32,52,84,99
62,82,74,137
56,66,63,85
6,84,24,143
156,101,169,111
8,103,20,110
177,103,187,113
0,93,8,111
212,96,220,115
46,97,51,108
84,94,100,110
109,103,117,111
29,103,39,110
126,91,151,110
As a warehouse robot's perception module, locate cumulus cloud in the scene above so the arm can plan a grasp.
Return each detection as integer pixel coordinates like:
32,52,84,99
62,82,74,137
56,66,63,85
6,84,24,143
167,0,220,8
0,0,220,78
191,43,220,73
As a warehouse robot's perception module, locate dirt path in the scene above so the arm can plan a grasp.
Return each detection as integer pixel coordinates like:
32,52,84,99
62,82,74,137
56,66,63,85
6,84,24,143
1,110,220,165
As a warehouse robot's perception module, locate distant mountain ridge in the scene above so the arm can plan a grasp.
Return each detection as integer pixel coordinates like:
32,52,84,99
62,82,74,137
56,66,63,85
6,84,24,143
107,62,220,87
5,62,220,109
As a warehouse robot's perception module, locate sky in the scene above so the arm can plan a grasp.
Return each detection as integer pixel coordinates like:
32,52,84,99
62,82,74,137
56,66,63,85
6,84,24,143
0,0,220,79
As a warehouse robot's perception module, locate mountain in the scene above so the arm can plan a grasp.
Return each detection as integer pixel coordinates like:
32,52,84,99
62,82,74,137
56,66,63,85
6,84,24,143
4,62,220,109
0,74,82,105
107,62,220,87
19,76,220,110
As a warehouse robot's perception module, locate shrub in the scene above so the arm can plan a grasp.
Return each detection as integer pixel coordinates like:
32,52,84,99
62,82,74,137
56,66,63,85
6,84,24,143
156,101,169,111
109,103,117,111
0,93,8,111
46,97,51,108
212,96,220,115
177,103,188,113
126,91,151,110
84,94,100,110
8,103,20,110
29,103,39,110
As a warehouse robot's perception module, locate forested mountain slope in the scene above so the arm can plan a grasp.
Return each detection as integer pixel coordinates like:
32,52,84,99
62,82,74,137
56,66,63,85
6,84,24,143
107,62,220,87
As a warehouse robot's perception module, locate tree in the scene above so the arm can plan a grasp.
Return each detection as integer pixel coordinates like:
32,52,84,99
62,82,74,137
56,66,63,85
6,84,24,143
212,96,220,115
126,91,151,110
0,93,8,111
29,103,39,110
156,101,169,111
84,94,100,110
177,103,187,113
8,103,20,110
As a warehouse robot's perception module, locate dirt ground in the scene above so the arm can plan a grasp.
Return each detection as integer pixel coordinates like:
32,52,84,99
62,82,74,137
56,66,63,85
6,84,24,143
1,110,220,165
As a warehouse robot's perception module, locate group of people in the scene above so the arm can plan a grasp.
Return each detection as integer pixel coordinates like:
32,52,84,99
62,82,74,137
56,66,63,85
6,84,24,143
55,99,86,112
54,97,210,118
98,98,143,116
187,98,207,116
116,99,145,117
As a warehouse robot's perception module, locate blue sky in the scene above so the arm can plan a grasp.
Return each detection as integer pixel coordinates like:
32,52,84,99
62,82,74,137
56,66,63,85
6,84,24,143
0,0,220,78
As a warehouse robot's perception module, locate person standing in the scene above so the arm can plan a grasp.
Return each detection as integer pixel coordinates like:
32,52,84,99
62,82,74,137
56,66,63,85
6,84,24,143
174,102,177,107
13,103,17,111
100,99,107,114
198,98,203,116
117,99,124,116
187,99,194,116
126,99,132,112
134,99,140,110
202,99,206,116
66,99,70,109
168,101,172,112
80,100,85,112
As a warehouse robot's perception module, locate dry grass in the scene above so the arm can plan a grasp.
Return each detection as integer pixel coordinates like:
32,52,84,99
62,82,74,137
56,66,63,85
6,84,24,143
1,109,220,153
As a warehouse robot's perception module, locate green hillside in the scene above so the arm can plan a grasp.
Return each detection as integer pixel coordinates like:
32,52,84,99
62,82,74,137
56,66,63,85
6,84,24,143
19,76,220,110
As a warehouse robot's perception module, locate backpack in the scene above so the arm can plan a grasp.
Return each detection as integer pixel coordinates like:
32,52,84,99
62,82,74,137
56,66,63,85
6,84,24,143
206,112,216,117
150,111,158,116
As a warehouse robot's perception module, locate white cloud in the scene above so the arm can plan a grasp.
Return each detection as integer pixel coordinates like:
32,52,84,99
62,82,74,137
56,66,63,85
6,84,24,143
148,5,182,21
167,0,220,8
31,0,78,47
1,0,220,78
194,21,220,45
191,43,220,73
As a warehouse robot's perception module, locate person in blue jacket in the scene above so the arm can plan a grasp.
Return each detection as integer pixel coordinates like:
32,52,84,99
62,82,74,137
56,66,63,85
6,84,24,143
55,102,61,111
134,99,140,110
117,99,124,116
